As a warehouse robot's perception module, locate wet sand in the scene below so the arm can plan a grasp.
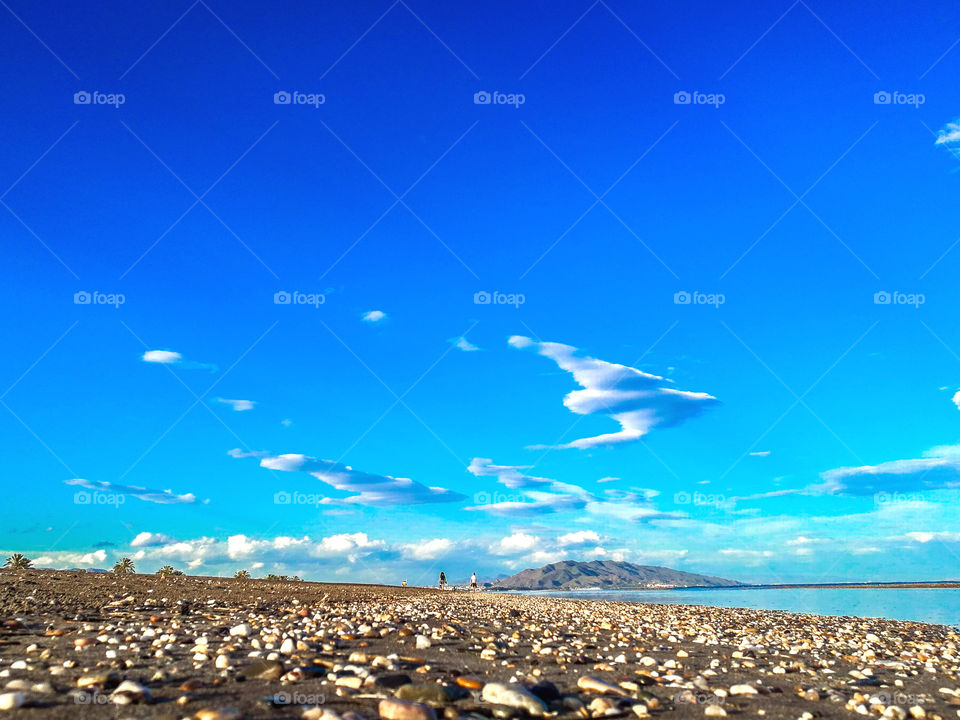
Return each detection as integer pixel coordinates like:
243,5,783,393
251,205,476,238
0,571,957,720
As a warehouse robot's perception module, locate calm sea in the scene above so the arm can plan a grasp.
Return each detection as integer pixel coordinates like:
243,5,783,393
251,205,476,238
512,587,960,628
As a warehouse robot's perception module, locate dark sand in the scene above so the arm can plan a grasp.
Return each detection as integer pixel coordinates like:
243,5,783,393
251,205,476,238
0,571,957,720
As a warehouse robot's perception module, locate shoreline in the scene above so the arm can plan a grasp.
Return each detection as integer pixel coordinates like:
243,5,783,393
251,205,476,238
0,571,958,720
501,582,960,592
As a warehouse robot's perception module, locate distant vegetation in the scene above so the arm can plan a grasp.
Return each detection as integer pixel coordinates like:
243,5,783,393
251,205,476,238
112,558,136,575
3,553,32,570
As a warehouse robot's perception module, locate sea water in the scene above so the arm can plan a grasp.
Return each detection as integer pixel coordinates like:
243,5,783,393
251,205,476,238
514,587,960,627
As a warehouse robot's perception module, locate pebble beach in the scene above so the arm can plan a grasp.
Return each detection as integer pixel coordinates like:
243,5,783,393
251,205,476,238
0,571,957,720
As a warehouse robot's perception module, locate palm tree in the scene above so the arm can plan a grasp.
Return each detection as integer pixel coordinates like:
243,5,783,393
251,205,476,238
234,570,250,579
113,558,135,575
3,554,32,571
156,565,175,578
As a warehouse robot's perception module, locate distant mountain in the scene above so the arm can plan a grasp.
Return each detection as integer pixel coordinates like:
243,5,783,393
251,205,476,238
489,560,740,590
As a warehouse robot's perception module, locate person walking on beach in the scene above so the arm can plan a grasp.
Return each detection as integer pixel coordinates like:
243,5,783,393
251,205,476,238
470,572,478,591
438,571,446,590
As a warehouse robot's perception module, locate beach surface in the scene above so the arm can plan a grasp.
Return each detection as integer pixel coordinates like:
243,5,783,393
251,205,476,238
0,571,957,720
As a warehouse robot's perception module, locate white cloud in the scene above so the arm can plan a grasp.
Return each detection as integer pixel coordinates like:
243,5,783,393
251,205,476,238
557,530,600,546
131,532,177,548
399,538,454,560
509,336,719,449
452,336,479,352
234,450,467,507
935,120,960,147
491,532,540,555
818,453,960,496
141,349,216,371
31,549,108,568
65,478,201,505
467,457,682,522
953,391,960,411
904,531,960,544
362,310,386,323
216,398,255,411
142,350,181,364
749,451,771,457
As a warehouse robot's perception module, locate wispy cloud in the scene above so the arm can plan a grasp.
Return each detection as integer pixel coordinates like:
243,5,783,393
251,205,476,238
216,398,256,411
130,531,177,547
466,457,684,521
65,478,202,504
233,450,467,507
935,120,960,148
451,336,479,352
509,336,719,449
141,349,216,371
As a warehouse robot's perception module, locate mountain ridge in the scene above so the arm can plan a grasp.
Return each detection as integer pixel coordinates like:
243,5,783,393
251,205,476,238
488,560,740,590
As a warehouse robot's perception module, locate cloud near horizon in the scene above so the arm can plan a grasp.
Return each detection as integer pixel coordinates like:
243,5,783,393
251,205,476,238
232,449,467,507
465,457,684,522
508,336,719,449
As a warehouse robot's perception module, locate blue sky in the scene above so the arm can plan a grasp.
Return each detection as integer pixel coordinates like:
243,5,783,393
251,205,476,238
2,0,960,584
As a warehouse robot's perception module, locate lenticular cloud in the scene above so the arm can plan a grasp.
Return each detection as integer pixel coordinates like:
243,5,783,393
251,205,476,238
232,450,467,507
509,336,719,449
